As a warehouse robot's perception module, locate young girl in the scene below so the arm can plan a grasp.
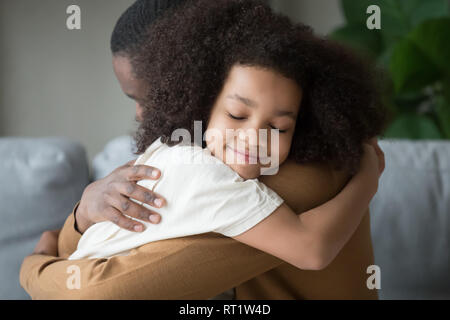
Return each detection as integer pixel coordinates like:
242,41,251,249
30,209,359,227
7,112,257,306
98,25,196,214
69,0,386,272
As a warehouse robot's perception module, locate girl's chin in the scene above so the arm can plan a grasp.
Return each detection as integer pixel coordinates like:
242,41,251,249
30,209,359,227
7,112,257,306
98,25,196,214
209,145,263,179
227,163,261,180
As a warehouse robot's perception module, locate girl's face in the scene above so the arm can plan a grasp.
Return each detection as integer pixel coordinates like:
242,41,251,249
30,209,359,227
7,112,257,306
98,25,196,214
206,65,302,179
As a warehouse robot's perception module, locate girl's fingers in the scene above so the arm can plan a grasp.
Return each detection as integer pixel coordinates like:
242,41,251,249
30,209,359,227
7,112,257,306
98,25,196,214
366,137,378,148
366,138,385,175
374,143,385,174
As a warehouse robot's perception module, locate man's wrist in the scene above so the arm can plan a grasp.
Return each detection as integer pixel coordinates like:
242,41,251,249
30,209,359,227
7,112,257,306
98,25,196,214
74,202,90,234
30,251,51,256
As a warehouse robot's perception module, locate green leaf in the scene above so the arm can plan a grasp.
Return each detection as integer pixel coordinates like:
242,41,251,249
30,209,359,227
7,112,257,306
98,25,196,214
377,45,394,68
384,114,442,139
338,0,449,58
394,91,430,112
389,38,440,93
443,77,450,103
378,0,448,47
408,17,450,74
329,24,383,58
409,0,449,27
435,97,450,139
377,0,413,47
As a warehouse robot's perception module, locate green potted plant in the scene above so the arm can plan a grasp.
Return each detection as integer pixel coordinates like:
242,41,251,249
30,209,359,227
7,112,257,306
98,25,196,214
330,0,450,139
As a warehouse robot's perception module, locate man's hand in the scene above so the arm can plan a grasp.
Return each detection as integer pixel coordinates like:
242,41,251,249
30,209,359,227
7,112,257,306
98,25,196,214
75,159,166,234
32,230,60,256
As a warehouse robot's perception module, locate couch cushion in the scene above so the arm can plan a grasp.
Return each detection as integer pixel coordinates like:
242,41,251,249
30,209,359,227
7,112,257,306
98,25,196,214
0,137,89,299
370,139,450,299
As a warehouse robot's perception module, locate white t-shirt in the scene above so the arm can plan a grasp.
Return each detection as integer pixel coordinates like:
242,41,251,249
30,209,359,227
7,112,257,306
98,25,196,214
69,138,284,260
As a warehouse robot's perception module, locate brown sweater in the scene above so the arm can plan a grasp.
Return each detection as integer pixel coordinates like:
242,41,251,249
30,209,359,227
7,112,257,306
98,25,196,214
20,160,378,299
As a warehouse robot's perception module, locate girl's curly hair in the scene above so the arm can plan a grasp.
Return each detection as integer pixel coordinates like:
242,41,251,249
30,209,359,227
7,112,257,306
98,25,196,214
132,0,387,175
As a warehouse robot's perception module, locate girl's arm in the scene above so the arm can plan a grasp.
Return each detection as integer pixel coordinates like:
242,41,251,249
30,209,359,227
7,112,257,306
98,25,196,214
233,141,383,271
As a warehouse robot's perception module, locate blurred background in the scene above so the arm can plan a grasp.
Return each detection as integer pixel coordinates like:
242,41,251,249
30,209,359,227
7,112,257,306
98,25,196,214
1,0,449,161
0,0,449,300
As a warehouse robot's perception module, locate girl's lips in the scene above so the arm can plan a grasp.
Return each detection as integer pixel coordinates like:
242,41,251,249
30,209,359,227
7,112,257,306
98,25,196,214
226,145,266,163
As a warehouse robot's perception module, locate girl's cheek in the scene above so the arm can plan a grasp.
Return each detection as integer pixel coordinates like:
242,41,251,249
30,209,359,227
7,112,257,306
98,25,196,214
275,136,292,163
217,118,238,142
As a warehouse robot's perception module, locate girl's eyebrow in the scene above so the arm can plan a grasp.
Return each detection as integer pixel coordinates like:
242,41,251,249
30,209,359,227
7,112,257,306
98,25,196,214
276,110,296,120
227,93,296,120
226,94,257,107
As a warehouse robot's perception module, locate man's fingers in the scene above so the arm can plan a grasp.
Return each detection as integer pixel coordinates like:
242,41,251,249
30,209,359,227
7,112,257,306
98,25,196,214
125,159,137,167
124,165,161,181
112,181,165,208
105,192,161,224
104,206,147,232
115,159,137,172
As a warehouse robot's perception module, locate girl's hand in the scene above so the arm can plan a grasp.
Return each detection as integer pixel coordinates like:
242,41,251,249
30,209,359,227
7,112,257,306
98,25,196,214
358,137,385,193
366,137,385,176
75,160,166,234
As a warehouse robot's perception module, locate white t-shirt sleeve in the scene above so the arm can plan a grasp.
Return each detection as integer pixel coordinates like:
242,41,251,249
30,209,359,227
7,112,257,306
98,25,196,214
210,178,284,237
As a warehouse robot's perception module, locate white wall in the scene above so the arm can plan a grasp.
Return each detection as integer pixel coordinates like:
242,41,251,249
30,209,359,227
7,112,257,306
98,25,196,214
270,0,344,35
0,0,343,161
0,0,136,161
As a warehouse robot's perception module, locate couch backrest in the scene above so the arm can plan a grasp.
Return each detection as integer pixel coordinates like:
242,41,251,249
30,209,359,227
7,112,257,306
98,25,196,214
370,139,450,299
91,135,137,181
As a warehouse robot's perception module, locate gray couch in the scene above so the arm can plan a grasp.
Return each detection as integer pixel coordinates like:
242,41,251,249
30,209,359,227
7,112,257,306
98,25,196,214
0,136,448,299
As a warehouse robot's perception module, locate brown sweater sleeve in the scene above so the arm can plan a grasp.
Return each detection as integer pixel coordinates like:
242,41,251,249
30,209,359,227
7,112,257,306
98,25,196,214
57,202,82,259
20,232,282,299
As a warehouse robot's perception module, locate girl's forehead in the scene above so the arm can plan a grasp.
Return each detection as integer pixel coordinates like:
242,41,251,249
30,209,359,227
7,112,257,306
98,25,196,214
222,65,302,113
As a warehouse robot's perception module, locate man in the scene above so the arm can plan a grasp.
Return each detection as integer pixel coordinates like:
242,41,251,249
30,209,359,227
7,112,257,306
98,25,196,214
20,0,378,299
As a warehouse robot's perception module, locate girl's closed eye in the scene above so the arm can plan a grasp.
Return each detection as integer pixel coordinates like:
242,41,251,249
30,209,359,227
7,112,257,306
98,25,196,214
270,124,288,133
227,112,246,120
228,112,289,133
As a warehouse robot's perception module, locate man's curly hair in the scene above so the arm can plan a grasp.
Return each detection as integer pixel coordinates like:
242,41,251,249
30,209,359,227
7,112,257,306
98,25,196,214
132,0,387,175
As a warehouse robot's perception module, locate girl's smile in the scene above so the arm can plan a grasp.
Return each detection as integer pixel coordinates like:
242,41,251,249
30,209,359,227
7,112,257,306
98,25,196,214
226,144,260,164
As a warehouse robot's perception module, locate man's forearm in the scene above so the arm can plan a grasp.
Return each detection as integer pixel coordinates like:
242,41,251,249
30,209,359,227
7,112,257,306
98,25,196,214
22,232,282,299
72,202,92,235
